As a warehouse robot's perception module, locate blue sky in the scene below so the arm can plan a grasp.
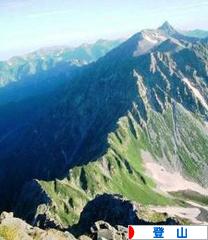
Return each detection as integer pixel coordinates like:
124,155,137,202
0,0,208,60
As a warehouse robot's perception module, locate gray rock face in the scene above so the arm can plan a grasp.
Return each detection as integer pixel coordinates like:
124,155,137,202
90,221,128,240
76,221,128,240
158,21,178,36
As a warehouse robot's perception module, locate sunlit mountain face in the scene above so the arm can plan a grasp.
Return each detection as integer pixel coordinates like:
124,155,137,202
0,21,208,239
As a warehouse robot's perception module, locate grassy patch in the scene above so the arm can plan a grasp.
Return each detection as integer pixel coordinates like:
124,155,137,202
0,226,18,240
170,190,208,206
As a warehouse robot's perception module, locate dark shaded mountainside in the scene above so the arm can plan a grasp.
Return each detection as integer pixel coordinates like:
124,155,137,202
0,22,208,230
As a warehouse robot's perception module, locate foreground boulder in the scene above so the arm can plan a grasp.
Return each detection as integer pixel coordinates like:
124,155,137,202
89,220,128,240
0,212,76,240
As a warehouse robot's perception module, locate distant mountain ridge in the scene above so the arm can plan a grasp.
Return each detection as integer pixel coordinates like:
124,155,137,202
0,39,123,105
184,29,208,39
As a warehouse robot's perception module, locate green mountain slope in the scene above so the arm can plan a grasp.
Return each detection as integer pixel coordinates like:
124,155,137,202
15,102,208,227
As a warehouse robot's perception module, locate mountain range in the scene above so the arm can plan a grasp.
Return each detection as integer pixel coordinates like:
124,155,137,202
184,29,208,39
0,39,122,105
0,22,208,238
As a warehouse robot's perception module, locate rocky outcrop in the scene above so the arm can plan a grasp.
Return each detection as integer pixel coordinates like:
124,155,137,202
89,221,128,240
71,194,178,237
0,211,128,240
0,192,184,240
75,220,128,240
0,212,76,240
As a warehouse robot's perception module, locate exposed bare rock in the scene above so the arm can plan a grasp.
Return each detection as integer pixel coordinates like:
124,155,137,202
90,220,128,240
0,212,76,240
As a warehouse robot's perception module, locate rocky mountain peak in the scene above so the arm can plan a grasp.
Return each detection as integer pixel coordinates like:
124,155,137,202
158,21,178,36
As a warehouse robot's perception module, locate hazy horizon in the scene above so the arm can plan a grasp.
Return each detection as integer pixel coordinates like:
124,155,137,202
1,0,208,60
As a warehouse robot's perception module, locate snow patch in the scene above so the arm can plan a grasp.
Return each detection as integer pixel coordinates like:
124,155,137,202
150,53,157,73
183,78,208,111
133,30,167,57
141,151,208,196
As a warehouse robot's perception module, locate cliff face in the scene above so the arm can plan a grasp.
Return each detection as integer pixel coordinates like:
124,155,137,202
70,194,178,236
0,194,180,240
0,193,179,240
